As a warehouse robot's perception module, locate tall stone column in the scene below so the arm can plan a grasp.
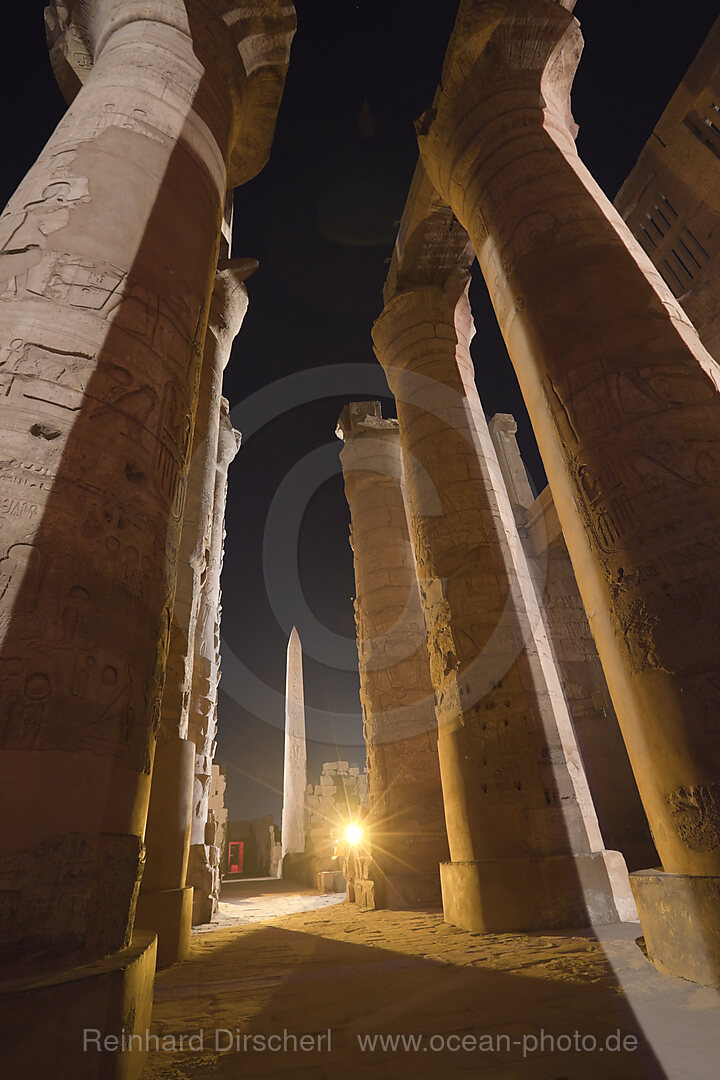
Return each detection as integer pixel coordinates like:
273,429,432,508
416,0,720,983
489,414,657,872
336,401,448,909
186,398,240,924
135,259,253,966
0,0,293,1066
373,272,634,932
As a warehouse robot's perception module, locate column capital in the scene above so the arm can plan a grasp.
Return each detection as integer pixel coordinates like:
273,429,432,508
488,413,517,437
45,0,296,186
372,269,475,373
336,402,404,484
208,257,257,358
336,401,398,442
416,0,581,209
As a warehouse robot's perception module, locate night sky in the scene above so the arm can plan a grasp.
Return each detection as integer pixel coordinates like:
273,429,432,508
2,2,716,824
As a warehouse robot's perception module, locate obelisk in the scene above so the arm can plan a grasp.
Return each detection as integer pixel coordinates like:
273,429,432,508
281,627,307,865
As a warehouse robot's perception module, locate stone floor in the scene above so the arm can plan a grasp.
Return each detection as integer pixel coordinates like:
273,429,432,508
193,877,345,932
143,884,720,1079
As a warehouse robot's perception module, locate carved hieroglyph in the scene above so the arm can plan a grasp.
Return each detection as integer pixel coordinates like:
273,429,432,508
373,274,608,878
416,0,720,878
337,401,448,908
615,16,720,360
489,414,657,872
281,626,307,861
0,0,293,974
186,398,240,924
138,257,252,947
160,260,254,746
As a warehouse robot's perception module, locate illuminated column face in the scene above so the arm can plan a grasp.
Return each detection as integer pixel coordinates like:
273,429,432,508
138,261,251,956
614,16,720,362
416,0,720,883
186,397,240,925
373,274,634,931
337,401,448,909
0,0,293,974
162,262,252,748
488,414,658,874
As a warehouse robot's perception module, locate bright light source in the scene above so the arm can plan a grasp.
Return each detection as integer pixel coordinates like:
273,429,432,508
343,822,364,846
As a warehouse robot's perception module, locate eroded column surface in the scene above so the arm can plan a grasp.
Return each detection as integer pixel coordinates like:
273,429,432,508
0,0,293,980
416,0,720,981
136,259,253,963
373,274,634,932
185,398,240,925
337,401,448,909
489,414,657,872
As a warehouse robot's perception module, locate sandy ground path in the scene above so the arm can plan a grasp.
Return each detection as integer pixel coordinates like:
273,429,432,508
142,885,719,1080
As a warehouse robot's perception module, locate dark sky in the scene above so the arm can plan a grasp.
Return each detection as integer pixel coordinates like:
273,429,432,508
2,2,716,824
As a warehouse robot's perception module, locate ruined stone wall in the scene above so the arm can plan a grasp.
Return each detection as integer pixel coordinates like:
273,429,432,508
304,760,369,869
615,16,720,359
208,762,228,879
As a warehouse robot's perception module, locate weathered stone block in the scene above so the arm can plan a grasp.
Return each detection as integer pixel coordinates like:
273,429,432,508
0,932,156,1080
630,869,720,988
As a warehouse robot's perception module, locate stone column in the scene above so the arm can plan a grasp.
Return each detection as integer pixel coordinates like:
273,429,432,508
489,414,658,872
416,0,720,982
487,414,535,525
336,401,448,910
373,272,634,932
0,0,293,1059
186,398,240,924
135,259,253,966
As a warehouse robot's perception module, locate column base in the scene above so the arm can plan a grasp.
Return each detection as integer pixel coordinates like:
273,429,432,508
0,931,156,1080
385,871,443,910
440,851,636,932
630,869,720,988
135,885,193,969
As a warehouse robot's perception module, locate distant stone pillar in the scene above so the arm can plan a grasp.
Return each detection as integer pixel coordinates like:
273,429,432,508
373,273,634,932
488,414,535,525
281,626,307,865
0,0,293,1059
336,401,448,909
417,0,720,981
136,260,253,964
186,398,240,924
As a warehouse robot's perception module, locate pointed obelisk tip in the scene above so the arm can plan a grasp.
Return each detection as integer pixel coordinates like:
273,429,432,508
289,625,300,647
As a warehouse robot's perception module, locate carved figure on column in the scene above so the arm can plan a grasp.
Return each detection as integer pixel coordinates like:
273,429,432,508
0,1,294,1071
373,269,635,933
186,398,241,925
135,255,255,965
416,0,720,985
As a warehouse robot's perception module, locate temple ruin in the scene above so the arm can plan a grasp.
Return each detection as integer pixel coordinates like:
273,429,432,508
1,2,719,1078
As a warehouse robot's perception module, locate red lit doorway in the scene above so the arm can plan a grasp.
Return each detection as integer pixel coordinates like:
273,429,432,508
227,841,244,875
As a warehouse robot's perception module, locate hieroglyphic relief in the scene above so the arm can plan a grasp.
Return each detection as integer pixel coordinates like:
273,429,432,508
0,535,156,767
542,362,720,610
666,781,720,852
